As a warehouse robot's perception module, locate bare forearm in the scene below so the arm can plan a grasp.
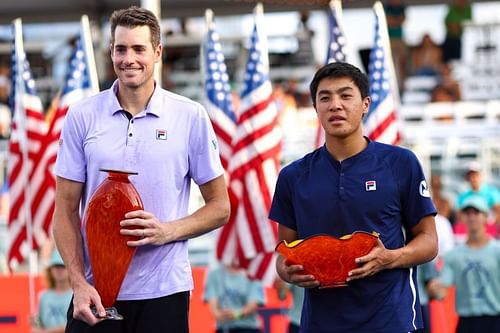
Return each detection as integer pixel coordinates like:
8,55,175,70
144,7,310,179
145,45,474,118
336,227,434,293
170,197,229,241
53,210,86,289
239,302,259,317
388,225,438,269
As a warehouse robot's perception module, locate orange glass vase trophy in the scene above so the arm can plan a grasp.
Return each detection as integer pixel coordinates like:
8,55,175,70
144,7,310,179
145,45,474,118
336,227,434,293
85,169,144,320
276,231,379,288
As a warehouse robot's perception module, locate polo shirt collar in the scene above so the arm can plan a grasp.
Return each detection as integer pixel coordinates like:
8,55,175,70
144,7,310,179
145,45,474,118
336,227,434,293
108,80,162,117
321,136,374,167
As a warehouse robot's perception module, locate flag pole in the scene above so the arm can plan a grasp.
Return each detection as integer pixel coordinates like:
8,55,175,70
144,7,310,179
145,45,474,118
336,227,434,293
373,1,400,106
80,15,99,94
253,3,269,71
201,9,213,89
13,17,36,317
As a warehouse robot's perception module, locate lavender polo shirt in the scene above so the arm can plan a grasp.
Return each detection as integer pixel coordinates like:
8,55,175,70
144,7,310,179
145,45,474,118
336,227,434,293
55,81,224,300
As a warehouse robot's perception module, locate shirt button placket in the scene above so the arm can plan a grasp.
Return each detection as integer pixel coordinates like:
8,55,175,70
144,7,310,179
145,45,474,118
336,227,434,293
339,169,345,200
125,118,136,170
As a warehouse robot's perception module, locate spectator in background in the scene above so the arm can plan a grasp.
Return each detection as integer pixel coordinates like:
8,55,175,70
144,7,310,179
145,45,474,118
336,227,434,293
384,0,407,92
416,260,441,333
0,177,9,276
31,250,72,333
456,161,500,230
273,81,297,127
430,63,462,103
411,33,443,77
430,195,500,333
431,174,456,225
203,262,265,333
275,278,304,333
442,0,472,63
0,63,11,139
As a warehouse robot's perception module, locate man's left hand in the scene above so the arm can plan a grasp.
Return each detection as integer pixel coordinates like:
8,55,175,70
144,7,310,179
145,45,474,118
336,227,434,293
346,239,399,281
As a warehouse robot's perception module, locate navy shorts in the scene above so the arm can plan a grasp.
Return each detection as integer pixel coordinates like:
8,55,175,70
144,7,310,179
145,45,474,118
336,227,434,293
456,315,500,333
65,291,190,333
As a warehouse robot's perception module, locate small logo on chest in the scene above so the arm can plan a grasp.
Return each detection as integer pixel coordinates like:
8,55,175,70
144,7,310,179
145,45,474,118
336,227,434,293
156,129,167,140
365,180,377,191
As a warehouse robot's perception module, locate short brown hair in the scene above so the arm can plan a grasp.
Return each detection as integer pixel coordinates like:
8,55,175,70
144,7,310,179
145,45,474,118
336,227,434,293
110,6,161,48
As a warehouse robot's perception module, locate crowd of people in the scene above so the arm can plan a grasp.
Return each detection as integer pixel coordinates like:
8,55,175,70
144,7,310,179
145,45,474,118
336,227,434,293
385,0,470,103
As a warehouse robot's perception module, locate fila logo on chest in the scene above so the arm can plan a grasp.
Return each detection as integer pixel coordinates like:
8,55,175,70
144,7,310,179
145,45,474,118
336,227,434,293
156,129,167,140
365,180,377,191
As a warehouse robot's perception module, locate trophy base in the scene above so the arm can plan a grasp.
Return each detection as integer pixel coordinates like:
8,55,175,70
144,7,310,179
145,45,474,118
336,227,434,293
91,306,124,320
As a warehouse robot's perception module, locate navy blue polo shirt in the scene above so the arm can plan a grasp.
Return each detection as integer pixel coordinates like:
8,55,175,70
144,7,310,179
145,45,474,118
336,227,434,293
269,139,437,333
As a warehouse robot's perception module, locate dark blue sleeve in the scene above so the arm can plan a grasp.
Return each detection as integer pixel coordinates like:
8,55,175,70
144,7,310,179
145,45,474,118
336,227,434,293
269,165,297,231
398,149,437,230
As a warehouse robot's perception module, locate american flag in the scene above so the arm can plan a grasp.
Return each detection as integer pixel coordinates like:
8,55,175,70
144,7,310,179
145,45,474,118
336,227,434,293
202,9,237,170
8,16,98,270
217,4,282,284
8,19,48,270
364,2,400,145
315,0,347,148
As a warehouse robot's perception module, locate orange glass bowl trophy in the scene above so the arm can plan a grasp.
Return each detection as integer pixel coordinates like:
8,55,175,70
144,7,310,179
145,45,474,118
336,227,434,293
276,231,379,288
85,169,144,320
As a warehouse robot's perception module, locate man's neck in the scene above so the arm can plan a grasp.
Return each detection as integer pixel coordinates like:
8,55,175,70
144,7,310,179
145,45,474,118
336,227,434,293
117,81,155,116
325,134,368,162
466,231,489,248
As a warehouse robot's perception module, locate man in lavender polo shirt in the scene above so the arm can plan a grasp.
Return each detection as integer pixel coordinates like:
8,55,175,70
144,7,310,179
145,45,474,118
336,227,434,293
53,6,230,333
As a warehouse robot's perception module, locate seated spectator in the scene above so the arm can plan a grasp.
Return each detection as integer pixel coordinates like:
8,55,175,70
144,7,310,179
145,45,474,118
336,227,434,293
204,262,265,333
430,84,460,103
411,34,443,77
273,82,297,127
432,63,462,102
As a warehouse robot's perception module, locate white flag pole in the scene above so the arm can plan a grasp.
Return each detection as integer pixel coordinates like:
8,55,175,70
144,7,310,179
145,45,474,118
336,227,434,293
13,17,36,317
81,15,99,93
373,1,401,107
141,0,162,86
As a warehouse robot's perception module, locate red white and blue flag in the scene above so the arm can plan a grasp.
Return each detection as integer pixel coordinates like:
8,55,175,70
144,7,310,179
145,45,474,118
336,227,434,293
215,4,282,284
315,0,347,148
202,9,237,170
8,16,98,270
364,2,400,145
8,19,48,270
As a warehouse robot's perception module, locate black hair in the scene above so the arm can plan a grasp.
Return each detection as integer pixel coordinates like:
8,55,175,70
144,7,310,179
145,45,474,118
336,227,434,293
309,62,369,107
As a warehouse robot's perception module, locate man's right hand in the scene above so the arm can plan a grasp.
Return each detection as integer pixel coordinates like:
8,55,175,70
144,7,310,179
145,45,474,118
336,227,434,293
72,282,106,326
276,255,320,289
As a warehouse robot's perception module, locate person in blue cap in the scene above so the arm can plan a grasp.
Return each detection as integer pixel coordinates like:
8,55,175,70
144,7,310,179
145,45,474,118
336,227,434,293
430,195,500,333
32,249,73,333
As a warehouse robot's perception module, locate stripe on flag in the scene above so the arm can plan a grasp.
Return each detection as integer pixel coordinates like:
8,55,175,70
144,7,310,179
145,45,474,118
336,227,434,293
315,0,347,148
202,9,237,171
8,19,48,270
364,2,401,145
224,4,282,284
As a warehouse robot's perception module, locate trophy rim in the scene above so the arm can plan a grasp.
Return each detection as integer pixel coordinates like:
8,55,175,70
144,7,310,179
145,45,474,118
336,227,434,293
99,168,139,175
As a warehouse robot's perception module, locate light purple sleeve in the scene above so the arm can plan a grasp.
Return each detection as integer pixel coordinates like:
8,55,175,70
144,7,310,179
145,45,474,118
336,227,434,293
188,105,224,185
54,106,87,183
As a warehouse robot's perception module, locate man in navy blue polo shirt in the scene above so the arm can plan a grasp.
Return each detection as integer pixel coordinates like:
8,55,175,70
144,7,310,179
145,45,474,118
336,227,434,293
269,62,438,333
